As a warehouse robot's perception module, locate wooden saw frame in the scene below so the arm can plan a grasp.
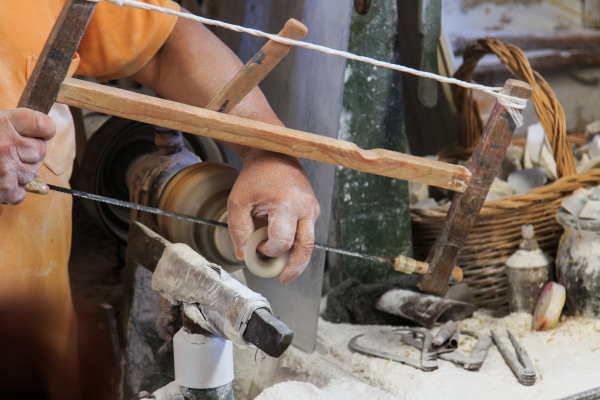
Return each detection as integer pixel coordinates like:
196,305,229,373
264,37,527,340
20,0,532,294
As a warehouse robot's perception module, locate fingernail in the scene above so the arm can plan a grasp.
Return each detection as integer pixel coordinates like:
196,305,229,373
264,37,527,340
235,248,244,261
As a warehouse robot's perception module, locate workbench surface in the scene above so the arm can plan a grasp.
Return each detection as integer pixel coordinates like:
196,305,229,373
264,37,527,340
236,312,600,400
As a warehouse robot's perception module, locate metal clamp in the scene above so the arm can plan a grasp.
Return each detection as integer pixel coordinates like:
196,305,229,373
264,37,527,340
348,327,438,371
491,330,536,386
400,328,491,371
349,325,493,373
438,330,491,370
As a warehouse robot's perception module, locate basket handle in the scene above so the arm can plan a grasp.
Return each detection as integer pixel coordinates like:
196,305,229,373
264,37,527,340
452,38,577,178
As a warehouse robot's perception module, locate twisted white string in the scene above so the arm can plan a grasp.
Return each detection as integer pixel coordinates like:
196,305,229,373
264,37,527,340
102,0,528,124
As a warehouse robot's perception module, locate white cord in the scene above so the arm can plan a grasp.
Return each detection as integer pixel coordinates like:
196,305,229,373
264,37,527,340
102,0,529,124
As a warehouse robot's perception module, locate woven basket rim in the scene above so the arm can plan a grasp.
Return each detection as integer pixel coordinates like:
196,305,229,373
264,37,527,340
411,168,600,218
452,37,577,178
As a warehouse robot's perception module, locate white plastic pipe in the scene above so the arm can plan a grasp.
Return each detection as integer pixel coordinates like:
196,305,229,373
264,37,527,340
173,327,234,389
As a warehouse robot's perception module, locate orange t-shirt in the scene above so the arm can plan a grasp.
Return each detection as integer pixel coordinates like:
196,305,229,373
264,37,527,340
0,0,179,106
0,1,178,396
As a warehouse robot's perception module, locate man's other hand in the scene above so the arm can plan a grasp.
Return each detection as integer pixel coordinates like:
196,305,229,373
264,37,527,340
0,109,55,204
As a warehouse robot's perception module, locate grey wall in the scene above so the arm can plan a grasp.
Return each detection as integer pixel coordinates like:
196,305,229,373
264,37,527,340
206,0,353,352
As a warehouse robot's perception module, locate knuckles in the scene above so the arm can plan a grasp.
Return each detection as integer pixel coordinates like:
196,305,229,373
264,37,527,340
0,186,25,205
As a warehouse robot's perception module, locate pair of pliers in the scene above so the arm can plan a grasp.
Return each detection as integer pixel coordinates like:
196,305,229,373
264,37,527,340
491,330,536,386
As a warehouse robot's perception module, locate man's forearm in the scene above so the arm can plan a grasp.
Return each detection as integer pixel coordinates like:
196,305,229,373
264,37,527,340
131,10,319,284
131,10,284,159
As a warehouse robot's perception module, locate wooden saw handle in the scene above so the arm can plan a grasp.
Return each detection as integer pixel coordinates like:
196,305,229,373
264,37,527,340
21,0,97,195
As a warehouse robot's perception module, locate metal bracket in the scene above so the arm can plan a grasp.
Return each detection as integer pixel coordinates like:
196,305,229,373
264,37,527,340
439,330,491,370
400,328,491,371
348,328,438,371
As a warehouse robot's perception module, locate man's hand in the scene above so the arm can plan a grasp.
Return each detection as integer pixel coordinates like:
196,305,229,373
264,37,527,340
132,14,321,284
227,149,320,285
0,109,56,204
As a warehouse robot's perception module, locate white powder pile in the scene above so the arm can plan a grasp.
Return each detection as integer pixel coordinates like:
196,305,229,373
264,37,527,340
238,312,600,400
256,379,397,400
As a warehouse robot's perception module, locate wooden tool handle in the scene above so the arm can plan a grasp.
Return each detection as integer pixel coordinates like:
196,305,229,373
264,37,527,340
417,79,533,295
206,18,308,113
21,0,97,195
393,255,463,284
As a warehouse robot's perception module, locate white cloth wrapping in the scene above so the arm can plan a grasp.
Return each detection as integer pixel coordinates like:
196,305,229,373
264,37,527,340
152,242,271,346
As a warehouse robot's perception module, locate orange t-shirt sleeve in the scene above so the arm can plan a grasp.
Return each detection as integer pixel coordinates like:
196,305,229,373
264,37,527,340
75,0,180,81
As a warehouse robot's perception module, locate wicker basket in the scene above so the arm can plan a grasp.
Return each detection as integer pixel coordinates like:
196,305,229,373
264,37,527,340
410,38,600,311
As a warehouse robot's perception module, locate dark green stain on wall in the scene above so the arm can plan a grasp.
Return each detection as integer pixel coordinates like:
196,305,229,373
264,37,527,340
329,0,413,287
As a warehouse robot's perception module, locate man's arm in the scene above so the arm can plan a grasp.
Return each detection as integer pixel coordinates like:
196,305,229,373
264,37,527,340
131,12,320,284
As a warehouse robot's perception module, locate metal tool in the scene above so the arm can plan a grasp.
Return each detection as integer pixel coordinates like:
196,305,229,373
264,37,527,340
375,288,475,328
556,386,600,400
349,327,438,371
400,327,491,371
438,330,491,370
431,320,459,353
490,330,536,386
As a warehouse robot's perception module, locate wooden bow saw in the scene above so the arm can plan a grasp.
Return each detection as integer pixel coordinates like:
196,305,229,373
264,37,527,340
19,0,532,295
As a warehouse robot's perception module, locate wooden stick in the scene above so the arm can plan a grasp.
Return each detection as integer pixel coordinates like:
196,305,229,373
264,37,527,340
57,78,472,192
452,31,600,55
206,18,308,113
417,79,533,295
472,48,600,76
